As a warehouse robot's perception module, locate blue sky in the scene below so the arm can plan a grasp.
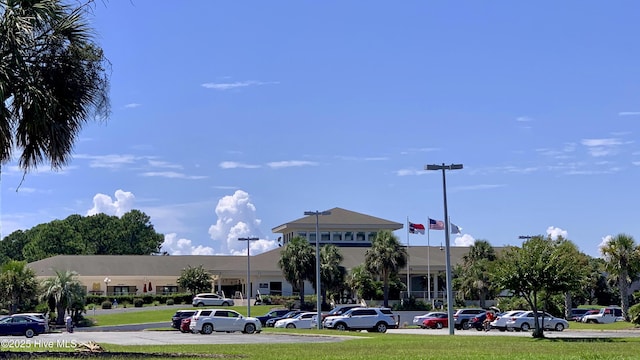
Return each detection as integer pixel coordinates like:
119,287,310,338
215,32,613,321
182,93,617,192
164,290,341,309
2,1,640,258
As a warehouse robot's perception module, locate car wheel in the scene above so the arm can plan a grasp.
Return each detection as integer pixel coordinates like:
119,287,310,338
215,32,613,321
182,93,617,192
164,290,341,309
436,322,443,329
244,323,256,334
555,323,565,331
521,323,530,331
335,323,347,331
25,328,35,338
197,303,204,307
375,322,388,333
461,320,470,330
201,323,214,334
475,326,483,331
222,302,230,306
286,323,296,329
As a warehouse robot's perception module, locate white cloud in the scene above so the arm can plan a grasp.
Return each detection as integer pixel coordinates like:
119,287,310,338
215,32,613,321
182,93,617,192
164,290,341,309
454,234,475,246
395,168,427,176
162,233,214,255
124,103,141,109
267,160,317,169
516,116,533,122
201,80,278,90
140,171,208,179
546,226,568,240
598,235,613,256
581,138,623,157
219,161,261,169
618,111,640,116
208,190,277,254
74,154,141,169
87,189,135,217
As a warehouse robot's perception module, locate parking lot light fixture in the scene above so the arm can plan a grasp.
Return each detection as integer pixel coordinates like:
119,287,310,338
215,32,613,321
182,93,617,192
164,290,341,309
425,163,463,335
304,210,331,329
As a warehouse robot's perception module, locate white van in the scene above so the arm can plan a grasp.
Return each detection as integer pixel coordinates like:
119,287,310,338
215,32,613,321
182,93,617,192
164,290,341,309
580,306,623,324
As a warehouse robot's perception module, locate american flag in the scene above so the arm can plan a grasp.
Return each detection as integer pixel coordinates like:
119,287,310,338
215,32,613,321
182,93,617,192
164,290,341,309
429,218,445,230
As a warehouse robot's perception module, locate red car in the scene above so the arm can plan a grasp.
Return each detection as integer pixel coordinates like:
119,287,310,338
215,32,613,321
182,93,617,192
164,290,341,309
180,317,192,333
421,313,449,329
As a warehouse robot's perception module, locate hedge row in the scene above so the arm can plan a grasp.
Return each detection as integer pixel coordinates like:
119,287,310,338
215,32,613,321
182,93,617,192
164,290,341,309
86,293,193,306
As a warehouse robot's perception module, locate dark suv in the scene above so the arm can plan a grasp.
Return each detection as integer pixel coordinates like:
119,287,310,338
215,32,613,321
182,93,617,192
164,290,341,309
171,310,197,329
256,309,290,326
453,308,485,330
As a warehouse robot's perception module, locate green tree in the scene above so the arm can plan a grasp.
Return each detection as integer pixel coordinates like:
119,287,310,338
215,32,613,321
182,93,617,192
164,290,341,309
22,220,84,262
176,265,212,295
600,233,640,320
453,239,496,308
41,270,84,325
0,260,38,314
493,235,586,338
347,264,377,301
0,0,110,172
277,236,315,307
365,230,407,308
320,244,346,305
114,210,165,255
0,230,29,264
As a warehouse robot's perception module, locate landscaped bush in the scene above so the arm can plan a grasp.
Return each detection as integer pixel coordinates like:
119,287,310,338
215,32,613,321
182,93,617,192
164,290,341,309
133,298,144,307
101,301,112,309
166,299,175,305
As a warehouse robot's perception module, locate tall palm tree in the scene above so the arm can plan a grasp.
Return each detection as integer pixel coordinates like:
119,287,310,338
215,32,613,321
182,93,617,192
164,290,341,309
365,230,407,308
41,269,83,324
0,0,110,172
277,236,315,308
0,260,38,314
600,234,640,320
320,244,346,305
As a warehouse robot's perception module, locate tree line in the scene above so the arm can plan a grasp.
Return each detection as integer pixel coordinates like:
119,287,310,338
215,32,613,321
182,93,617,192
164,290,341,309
0,210,165,264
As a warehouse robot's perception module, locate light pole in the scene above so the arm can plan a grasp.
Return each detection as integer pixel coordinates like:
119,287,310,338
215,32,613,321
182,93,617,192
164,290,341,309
238,237,259,317
426,163,463,335
104,277,111,296
304,210,331,330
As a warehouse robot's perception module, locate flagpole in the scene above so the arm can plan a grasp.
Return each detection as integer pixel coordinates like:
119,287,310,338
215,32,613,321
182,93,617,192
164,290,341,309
406,216,410,298
427,218,431,304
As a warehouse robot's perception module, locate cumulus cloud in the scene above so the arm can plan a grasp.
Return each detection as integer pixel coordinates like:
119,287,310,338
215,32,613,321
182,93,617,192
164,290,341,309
598,235,613,256
208,190,277,254
162,233,215,255
546,226,568,240
87,189,135,217
454,234,475,246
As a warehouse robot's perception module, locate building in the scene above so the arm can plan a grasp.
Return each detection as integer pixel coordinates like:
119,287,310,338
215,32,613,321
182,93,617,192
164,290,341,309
27,208,472,302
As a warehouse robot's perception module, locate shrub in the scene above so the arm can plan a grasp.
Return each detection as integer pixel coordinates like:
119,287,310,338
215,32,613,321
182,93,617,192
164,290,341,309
133,298,144,308
101,301,112,309
166,299,175,305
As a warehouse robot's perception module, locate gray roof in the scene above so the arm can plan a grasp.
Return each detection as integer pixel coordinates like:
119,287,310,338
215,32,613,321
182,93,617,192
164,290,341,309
272,207,403,233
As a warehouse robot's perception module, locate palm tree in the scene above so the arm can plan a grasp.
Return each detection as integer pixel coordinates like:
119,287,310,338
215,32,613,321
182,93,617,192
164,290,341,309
41,269,83,325
0,0,110,172
600,234,640,320
0,260,38,314
365,230,407,307
320,244,346,305
454,239,496,308
277,236,315,308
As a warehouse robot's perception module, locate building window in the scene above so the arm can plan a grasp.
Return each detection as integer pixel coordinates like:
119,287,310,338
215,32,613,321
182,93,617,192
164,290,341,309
297,231,307,240
356,232,366,241
161,286,178,295
344,232,354,241
321,232,330,242
368,232,377,242
309,232,316,242
113,286,129,295
332,232,343,242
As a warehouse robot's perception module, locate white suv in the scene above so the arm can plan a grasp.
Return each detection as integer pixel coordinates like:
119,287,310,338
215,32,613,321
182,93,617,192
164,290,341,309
192,293,235,307
323,307,397,333
581,306,623,324
189,309,261,334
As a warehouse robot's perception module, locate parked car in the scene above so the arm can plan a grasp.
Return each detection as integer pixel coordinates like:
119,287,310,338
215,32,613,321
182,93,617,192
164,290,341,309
18,313,49,332
490,310,526,331
420,312,449,329
576,309,600,322
567,308,592,321
0,315,47,338
189,309,261,334
274,312,316,329
311,305,361,328
256,309,291,326
323,307,398,333
505,311,569,332
265,310,303,327
453,308,485,330
468,312,487,331
412,312,446,327
192,293,235,307
180,317,191,333
171,310,197,329
581,307,624,324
